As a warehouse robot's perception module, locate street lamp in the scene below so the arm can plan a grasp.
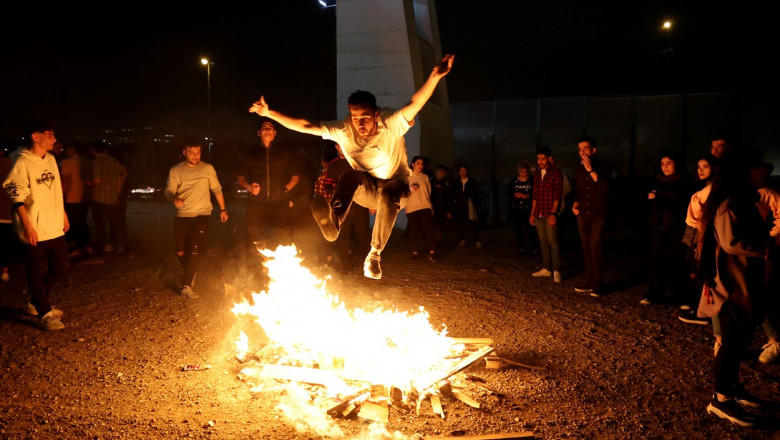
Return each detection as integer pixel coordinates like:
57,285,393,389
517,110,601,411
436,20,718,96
661,16,674,91
200,57,213,157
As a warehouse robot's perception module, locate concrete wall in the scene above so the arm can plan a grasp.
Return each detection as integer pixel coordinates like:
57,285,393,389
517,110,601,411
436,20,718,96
336,0,453,165
451,90,780,223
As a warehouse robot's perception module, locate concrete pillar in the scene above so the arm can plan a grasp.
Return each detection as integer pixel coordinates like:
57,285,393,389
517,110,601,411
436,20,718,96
336,0,453,167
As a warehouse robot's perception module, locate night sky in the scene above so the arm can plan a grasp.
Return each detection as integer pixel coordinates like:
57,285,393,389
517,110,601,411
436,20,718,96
1,1,774,144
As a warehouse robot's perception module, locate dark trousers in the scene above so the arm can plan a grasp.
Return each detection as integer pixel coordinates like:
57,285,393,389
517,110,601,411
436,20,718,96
335,204,370,272
407,209,436,254
245,201,292,250
91,201,124,256
511,208,536,250
576,215,606,291
456,218,480,242
714,302,755,396
331,170,409,252
0,223,18,268
647,225,687,302
174,215,210,287
23,236,68,316
65,202,91,250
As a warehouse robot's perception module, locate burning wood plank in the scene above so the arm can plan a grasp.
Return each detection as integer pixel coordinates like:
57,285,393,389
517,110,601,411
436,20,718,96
422,432,535,440
435,346,495,382
326,389,370,418
256,364,350,391
357,400,389,424
451,337,494,346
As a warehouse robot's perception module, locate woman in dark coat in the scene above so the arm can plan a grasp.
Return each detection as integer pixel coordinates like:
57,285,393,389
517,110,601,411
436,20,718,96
641,151,694,305
451,164,482,248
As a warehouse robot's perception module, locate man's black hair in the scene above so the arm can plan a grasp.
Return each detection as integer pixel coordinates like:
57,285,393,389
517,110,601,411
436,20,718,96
537,145,552,157
24,120,56,140
436,164,448,171
347,90,377,111
258,117,277,130
578,136,598,149
182,136,202,148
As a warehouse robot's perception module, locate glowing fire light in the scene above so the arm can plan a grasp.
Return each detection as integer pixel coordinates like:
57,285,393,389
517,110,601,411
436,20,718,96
232,245,462,391
231,245,471,436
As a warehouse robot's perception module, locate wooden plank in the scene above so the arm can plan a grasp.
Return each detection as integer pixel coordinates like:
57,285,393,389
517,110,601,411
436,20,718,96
436,346,495,384
257,364,352,393
357,400,389,423
423,432,535,439
451,390,481,409
486,355,546,371
451,337,495,346
326,389,370,417
430,394,445,419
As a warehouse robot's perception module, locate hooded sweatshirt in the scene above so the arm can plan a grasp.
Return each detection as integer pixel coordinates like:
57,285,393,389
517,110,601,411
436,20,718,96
2,149,65,242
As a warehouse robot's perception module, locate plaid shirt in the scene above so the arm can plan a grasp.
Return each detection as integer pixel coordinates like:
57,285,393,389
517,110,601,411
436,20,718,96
313,169,336,202
91,154,122,204
532,165,563,217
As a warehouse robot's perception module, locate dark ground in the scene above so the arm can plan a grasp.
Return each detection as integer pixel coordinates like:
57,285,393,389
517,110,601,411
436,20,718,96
0,199,779,440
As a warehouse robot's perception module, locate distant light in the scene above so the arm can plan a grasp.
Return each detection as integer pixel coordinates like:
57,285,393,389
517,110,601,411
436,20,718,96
201,58,209,65
663,21,671,29
318,0,336,8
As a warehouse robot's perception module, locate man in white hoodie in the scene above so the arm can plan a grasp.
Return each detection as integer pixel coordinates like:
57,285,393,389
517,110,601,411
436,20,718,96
3,120,69,330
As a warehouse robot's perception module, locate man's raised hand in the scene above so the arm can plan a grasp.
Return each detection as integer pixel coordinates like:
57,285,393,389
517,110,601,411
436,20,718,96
432,54,455,78
249,96,270,116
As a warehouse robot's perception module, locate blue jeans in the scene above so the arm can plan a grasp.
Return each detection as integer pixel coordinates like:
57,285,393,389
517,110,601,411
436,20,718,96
535,218,560,272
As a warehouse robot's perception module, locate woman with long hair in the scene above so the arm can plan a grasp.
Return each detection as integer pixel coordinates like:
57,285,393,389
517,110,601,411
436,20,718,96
698,145,767,427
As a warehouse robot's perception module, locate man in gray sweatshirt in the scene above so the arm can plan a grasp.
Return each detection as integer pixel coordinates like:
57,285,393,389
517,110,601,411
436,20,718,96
164,138,228,298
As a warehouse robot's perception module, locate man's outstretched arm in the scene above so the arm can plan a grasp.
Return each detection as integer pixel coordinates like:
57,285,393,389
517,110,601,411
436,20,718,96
249,96,326,137
400,54,454,123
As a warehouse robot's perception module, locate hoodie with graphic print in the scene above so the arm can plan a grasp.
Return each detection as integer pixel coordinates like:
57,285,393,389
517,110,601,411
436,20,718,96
2,148,65,242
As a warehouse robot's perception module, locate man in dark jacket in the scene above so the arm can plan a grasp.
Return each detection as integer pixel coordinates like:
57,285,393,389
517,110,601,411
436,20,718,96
236,118,301,249
571,136,611,297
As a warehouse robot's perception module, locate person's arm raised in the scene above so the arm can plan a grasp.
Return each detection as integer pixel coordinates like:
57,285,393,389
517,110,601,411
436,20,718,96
249,96,325,137
400,54,454,123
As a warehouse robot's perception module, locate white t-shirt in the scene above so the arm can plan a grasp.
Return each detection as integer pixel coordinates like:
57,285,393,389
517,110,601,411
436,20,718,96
321,107,412,181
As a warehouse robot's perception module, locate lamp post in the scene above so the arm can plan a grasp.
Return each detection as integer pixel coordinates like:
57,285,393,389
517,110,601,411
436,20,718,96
200,57,213,157
661,17,674,91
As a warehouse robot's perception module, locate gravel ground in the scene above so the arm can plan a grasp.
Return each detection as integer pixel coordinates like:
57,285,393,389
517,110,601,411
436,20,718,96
0,199,778,440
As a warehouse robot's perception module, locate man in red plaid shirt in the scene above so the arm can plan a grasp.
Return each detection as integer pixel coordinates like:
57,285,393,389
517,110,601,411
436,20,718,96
530,145,564,283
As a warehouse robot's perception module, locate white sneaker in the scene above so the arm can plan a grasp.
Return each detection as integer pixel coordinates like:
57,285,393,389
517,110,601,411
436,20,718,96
532,268,552,277
25,303,38,316
553,271,562,283
758,341,780,364
38,310,65,331
714,340,722,358
180,285,199,299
